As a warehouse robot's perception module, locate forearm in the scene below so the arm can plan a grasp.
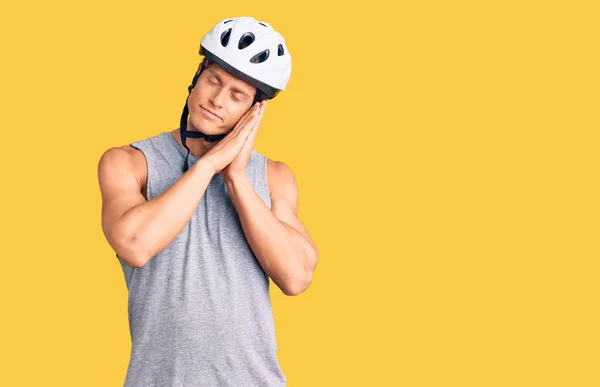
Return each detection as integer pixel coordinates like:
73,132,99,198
121,159,215,266
224,174,316,295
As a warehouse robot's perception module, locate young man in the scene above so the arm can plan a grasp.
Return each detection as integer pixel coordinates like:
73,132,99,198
98,16,318,386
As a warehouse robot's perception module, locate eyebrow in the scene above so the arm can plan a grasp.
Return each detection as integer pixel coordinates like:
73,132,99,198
207,70,251,98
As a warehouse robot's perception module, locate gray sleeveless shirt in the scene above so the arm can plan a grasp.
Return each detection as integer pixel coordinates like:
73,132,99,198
116,131,286,386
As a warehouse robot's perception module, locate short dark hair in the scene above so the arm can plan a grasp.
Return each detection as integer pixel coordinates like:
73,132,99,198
201,56,213,68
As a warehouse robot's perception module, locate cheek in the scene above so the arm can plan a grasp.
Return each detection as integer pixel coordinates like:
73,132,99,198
191,87,205,101
230,108,248,124
189,89,210,113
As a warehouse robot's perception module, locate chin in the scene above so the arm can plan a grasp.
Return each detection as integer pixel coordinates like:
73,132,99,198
189,115,223,135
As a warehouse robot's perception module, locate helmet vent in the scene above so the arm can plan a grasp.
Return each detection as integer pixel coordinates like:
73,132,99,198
220,28,232,47
250,49,270,64
259,22,267,27
278,44,284,56
224,19,234,24
238,32,255,49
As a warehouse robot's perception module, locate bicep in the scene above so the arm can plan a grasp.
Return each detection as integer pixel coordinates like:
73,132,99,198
98,147,147,250
269,162,316,249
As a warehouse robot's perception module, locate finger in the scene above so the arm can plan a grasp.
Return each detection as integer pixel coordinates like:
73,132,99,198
257,101,266,122
237,103,260,131
239,102,259,125
237,127,258,158
230,104,259,138
252,103,265,130
243,114,260,138
228,103,257,135
242,106,260,133
229,110,252,137
259,102,266,121
235,110,259,143
238,115,260,155
246,117,260,143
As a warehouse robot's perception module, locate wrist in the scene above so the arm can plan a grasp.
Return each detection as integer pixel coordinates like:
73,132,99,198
193,158,217,177
222,171,248,184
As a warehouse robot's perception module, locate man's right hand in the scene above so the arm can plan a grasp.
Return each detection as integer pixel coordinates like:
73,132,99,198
202,102,261,175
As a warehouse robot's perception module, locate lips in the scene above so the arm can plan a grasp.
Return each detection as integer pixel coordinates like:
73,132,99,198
200,106,221,120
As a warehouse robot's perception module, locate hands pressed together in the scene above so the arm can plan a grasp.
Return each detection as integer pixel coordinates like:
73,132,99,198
202,100,266,180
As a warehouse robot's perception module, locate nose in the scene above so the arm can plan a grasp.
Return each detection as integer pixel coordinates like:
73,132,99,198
209,87,227,109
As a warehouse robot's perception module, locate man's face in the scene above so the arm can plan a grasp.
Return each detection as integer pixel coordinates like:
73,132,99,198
187,63,256,135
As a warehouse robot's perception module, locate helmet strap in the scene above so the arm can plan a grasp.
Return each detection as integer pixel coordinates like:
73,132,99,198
179,63,228,173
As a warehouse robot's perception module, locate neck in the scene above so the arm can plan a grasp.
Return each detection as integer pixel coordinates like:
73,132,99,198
172,119,220,159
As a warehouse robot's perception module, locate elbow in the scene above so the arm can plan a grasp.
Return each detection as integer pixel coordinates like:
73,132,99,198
116,252,145,269
103,214,150,268
112,231,149,269
128,253,148,269
282,252,318,296
115,244,148,269
282,276,310,296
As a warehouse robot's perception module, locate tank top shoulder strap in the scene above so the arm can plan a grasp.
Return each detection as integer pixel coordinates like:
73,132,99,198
247,149,272,210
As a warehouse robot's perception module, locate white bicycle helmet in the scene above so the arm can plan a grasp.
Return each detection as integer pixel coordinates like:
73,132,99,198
200,16,292,99
179,16,292,173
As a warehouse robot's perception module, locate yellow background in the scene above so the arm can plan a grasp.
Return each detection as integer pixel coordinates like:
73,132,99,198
0,0,598,386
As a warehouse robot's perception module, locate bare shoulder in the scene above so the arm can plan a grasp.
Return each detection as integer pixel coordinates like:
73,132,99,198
98,145,148,199
266,158,298,204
